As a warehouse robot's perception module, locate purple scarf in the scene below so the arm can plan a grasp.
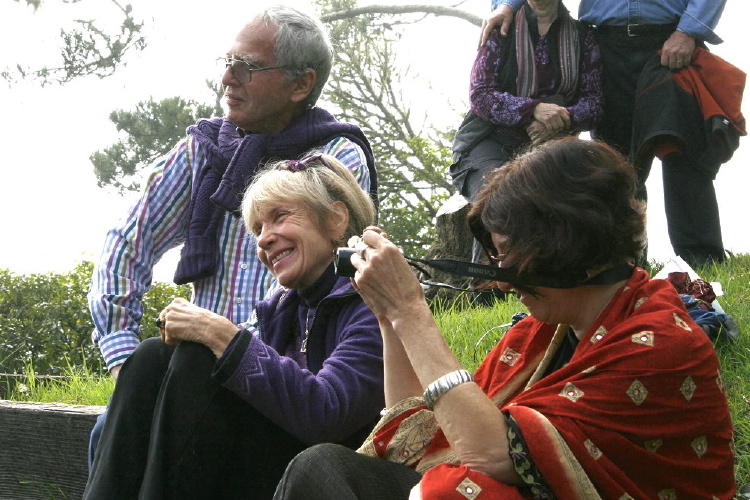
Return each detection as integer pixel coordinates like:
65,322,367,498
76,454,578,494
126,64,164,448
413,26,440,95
173,108,376,285
514,2,580,101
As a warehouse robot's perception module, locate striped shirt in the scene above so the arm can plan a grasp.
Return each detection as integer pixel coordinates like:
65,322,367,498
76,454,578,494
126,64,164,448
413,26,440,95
88,134,370,370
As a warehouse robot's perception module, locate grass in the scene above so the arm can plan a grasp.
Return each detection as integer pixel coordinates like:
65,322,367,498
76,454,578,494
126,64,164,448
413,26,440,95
6,254,750,492
5,359,113,406
702,255,750,489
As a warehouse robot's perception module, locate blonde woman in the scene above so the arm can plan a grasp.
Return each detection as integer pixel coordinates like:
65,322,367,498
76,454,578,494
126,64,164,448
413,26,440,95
85,154,383,500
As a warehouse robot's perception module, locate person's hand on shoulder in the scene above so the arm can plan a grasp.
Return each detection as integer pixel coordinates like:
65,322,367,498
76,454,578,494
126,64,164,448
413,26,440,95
480,3,514,47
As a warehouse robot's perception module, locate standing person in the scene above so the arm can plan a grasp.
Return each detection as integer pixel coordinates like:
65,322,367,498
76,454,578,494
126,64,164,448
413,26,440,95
272,138,735,500
482,0,729,267
450,0,602,269
86,5,377,463
452,0,602,206
83,154,384,499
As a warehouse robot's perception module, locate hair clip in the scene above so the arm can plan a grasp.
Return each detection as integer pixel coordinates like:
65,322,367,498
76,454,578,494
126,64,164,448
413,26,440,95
279,154,333,173
284,159,308,172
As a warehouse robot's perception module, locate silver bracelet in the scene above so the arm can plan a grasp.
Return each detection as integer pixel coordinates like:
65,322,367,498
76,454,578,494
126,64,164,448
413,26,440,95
423,369,474,410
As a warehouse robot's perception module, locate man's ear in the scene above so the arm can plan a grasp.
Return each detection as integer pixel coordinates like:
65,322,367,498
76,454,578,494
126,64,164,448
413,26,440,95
290,68,317,104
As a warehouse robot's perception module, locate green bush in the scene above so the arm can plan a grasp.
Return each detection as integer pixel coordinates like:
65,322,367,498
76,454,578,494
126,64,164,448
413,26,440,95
0,261,190,377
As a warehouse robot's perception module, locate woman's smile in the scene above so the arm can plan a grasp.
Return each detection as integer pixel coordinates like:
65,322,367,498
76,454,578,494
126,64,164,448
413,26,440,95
255,201,336,290
271,248,294,267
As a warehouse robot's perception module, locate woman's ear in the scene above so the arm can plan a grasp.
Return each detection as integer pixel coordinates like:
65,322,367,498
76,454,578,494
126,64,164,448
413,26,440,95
330,201,350,243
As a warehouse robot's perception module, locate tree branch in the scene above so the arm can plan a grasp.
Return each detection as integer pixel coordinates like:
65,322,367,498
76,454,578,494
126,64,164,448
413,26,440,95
321,4,482,27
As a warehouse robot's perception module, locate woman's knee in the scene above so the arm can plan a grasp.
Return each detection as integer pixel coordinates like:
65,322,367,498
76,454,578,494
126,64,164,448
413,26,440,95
275,444,355,499
290,443,350,470
168,341,216,375
119,337,172,378
284,443,357,484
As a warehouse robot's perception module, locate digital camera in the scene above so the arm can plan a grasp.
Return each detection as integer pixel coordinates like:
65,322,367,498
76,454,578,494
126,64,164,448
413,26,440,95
333,248,357,277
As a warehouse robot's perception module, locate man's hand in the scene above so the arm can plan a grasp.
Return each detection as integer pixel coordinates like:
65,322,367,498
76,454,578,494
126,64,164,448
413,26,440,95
660,31,696,69
480,4,514,46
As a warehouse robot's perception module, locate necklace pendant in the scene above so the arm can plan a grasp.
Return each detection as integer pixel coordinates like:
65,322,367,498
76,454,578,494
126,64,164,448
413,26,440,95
302,308,314,354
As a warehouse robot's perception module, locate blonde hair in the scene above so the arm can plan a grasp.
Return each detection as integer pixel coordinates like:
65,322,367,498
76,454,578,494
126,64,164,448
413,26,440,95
242,153,375,244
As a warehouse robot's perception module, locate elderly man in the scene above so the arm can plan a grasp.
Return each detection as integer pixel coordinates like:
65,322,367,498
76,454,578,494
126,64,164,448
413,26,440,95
483,0,729,267
87,3,377,468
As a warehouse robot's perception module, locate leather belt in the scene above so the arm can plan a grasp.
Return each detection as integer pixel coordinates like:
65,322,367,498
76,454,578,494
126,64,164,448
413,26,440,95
596,23,677,37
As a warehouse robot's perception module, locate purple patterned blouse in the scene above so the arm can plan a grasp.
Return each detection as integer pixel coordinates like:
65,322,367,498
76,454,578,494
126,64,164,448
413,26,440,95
469,22,603,142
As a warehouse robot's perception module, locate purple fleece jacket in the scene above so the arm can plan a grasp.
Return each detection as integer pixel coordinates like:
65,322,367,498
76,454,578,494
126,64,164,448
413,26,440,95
213,266,384,447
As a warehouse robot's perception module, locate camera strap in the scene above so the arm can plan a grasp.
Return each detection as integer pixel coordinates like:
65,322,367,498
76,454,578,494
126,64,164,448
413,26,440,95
405,257,634,289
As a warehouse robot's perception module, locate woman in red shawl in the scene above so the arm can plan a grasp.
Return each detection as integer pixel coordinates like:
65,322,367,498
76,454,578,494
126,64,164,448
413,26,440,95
272,137,735,500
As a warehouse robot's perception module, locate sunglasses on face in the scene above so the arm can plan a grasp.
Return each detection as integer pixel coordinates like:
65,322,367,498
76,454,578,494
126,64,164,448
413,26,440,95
218,57,286,84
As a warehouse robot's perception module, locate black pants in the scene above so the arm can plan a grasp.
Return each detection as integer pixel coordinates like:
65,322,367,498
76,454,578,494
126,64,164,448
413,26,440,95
84,338,307,500
450,134,521,264
595,29,724,265
450,135,517,204
273,443,421,500
660,152,724,264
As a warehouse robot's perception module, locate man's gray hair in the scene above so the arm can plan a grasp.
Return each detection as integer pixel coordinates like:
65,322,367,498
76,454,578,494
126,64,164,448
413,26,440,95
258,5,333,109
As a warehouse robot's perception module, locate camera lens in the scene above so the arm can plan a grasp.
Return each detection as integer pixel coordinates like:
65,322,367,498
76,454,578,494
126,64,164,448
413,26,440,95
334,248,357,277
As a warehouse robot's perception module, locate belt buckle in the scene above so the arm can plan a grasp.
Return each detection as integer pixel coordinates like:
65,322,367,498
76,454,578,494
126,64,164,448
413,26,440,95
627,24,640,37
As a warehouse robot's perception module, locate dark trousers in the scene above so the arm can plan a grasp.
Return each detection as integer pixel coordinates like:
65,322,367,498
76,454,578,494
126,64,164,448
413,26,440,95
273,443,421,500
660,152,724,263
592,30,670,155
450,134,520,204
84,338,307,500
594,29,725,265
450,134,520,264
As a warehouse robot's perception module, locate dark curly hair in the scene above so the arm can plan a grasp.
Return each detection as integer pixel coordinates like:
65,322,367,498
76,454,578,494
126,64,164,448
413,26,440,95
468,137,646,282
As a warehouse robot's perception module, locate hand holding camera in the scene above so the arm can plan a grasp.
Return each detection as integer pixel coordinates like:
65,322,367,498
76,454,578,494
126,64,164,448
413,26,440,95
334,226,388,277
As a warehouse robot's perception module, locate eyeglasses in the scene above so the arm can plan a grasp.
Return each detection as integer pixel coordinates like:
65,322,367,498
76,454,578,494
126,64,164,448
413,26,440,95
218,57,286,84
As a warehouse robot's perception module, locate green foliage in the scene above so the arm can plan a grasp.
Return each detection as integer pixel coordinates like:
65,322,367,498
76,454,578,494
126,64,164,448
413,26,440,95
0,262,99,376
90,91,223,193
0,262,190,378
3,0,147,85
321,0,456,256
21,0,42,11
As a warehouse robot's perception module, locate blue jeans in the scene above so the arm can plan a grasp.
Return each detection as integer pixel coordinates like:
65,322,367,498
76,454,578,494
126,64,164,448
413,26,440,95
88,406,108,471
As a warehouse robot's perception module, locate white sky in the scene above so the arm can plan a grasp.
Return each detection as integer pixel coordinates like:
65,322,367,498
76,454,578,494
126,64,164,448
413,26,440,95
0,0,747,282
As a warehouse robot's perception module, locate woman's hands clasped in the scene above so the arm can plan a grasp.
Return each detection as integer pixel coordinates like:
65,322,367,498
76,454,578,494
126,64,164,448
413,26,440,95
527,102,571,144
157,298,238,358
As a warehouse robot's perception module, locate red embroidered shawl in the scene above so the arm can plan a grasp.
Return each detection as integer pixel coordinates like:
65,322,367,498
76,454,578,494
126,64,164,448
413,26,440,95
358,269,735,499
